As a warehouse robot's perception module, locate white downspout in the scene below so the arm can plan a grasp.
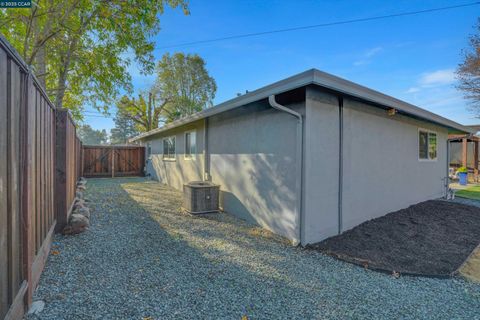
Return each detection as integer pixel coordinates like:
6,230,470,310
268,95,304,245
203,117,210,181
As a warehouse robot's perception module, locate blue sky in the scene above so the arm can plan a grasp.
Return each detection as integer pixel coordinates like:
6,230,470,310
84,0,479,132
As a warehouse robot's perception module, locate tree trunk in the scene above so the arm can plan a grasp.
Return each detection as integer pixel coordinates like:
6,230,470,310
32,0,54,90
55,37,77,109
147,92,153,131
35,46,47,89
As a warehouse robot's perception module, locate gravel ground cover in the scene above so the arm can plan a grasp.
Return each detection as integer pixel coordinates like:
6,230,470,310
29,178,480,319
310,200,480,276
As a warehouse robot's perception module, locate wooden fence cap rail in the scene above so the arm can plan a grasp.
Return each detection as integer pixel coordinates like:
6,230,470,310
82,145,144,148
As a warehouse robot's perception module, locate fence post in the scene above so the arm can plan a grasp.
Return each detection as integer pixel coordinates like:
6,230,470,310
55,110,68,232
80,141,83,178
111,146,115,178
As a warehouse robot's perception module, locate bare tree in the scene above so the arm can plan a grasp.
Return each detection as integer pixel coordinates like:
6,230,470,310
457,18,480,113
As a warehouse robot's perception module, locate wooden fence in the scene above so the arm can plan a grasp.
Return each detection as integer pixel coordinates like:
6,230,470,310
55,110,83,232
0,36,82,320
82,145,145,178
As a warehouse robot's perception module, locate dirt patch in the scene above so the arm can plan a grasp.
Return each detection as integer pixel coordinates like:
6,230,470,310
460,246,480,282
309,200,480,276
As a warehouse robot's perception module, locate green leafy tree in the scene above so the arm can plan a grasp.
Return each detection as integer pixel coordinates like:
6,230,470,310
116,53,216,131
457,19,480,113
110,109,140,144
0,0,189,120
115,93,165,132
78,124,109,145
154,52,217,122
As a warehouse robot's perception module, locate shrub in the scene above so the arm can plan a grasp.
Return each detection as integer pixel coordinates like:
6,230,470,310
458,167,468,173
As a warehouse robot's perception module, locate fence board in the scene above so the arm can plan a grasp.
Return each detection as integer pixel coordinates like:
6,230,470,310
0,46,9,320
23,74,35,306
7,59,21,305
34,90,39,253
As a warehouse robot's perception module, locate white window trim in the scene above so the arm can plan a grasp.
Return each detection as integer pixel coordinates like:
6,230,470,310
184,130,197,160
162,136,176,161
418,128,438,162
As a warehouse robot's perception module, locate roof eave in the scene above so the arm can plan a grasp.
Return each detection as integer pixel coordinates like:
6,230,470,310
311,70,472,134
130,69,472,142
129,69,317,142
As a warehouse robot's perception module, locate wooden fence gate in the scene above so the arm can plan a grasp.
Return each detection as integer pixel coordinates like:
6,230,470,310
82,145,145,178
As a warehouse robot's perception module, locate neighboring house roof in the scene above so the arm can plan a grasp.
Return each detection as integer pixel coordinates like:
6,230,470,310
467,125,480,133
130,69,472,142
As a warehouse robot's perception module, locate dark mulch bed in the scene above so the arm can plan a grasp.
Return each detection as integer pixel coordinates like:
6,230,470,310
309,200,480,276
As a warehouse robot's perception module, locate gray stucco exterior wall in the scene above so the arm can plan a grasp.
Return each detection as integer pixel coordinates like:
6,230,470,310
303,87,340,244
144,120,205,190
303,86,448,244
143,100,304,243
208,100,304,242
341,98,447,232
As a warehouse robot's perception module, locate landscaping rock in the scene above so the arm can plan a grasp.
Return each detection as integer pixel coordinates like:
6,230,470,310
77,184,86,191
27,300,45,315
75,206,90,219
63,214,89,235
73,199,86,210
75,190,84,199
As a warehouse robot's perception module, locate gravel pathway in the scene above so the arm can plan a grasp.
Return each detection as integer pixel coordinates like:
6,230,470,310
29,178,480,319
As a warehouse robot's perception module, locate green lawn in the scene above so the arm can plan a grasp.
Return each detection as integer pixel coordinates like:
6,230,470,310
456,185,480,200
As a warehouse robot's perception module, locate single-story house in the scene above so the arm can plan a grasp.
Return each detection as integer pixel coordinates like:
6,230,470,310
130,69,472,245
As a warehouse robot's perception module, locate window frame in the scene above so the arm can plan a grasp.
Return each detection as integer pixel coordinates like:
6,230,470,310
146,142,152,159
162,136,176,161
418,128,438,162
184,130,197,160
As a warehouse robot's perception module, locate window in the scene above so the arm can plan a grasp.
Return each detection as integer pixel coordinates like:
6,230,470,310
419,130,437,161
163,136,176,160
419,131,428,159
146,142,152,159
185,131,196,159
428,132,437,159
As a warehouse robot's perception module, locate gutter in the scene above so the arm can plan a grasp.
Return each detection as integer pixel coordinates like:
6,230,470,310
268,95,304,245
